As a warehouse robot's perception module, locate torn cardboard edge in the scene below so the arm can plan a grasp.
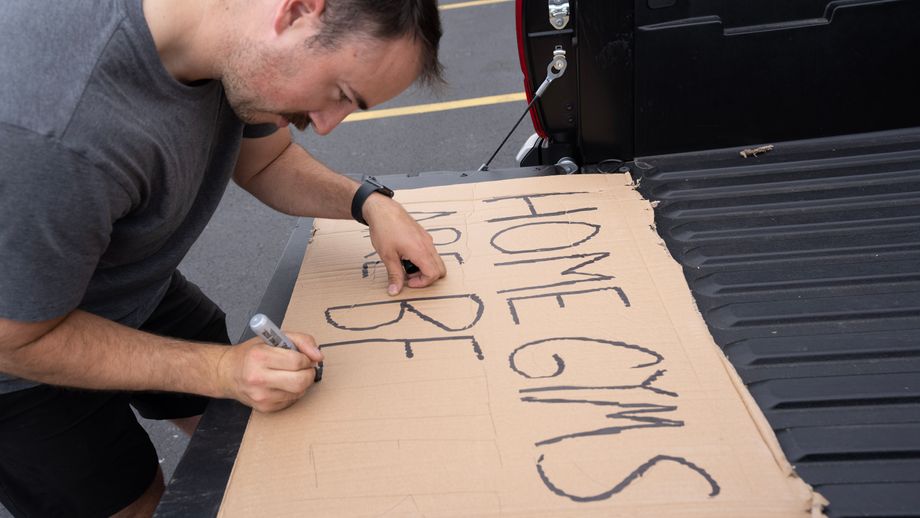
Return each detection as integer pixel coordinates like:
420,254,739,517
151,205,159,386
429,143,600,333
219,174,826,517
619,181,829,515
719,351,830,517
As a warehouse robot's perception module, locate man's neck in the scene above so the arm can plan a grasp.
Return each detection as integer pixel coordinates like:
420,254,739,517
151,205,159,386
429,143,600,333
143,0,223,83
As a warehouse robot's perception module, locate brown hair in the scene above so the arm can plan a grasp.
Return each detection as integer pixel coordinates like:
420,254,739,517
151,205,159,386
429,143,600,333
309,0,445,87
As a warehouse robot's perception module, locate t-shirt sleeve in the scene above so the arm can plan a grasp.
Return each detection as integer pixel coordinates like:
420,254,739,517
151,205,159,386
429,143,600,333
0,126,131,322
242,123,280,139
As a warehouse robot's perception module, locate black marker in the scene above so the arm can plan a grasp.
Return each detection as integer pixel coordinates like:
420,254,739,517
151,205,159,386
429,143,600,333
248,313,323,382
401,259,420,274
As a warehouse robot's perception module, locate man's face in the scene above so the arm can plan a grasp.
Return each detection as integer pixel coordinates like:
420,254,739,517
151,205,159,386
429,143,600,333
223,33,421,135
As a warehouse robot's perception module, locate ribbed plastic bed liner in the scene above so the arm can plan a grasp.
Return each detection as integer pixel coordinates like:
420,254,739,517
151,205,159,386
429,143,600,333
635,128,920,518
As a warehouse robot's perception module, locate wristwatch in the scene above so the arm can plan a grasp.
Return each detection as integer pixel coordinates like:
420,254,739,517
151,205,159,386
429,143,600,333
351,176,394,225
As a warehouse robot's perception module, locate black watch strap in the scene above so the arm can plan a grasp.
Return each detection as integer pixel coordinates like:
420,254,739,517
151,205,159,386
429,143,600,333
351,176,394,225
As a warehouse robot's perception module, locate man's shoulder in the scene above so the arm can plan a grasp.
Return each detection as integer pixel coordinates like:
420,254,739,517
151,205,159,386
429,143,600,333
0,0,128,138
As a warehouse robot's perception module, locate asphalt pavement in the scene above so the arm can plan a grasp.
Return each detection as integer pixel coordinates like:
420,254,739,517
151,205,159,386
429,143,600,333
0,1,534,516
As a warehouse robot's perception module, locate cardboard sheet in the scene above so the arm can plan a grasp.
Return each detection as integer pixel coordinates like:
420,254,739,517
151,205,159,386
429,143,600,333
219,174,826,517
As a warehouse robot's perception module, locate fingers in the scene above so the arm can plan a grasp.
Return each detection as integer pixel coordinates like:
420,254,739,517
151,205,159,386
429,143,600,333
366,197,448,296
229,336,324,413
381,248,447,295
248,332,322,370
286,332,324,363
381,254,406,296
376,232,446,295
239,356,319,413
248,388,304,413
261,368,317,396
406,252,446,289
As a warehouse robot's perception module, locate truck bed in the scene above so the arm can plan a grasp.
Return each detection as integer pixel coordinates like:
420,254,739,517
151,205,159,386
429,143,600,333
635,127,920,518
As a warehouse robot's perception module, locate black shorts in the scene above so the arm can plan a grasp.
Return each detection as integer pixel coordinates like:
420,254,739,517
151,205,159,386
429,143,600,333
0,271,231,517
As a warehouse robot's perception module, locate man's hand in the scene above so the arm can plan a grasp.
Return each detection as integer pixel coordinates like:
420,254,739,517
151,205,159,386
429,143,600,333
216,331,324,413
363,193,447,295
232,133,446,295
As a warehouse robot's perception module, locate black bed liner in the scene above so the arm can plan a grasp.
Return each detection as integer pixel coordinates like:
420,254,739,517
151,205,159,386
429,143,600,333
635,127,920,518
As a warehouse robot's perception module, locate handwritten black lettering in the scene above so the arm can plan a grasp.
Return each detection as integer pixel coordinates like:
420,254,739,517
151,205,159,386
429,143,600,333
364,227,462,259
320,336,484,360
362,252,464,278
523,401,682,446
427,227,462,246
490,221,600,255
495,253,613,294
520,369,677,398
536,454,720,502
483,192,597,223
509,337,663,379
325,294,484,332
506,287,630,325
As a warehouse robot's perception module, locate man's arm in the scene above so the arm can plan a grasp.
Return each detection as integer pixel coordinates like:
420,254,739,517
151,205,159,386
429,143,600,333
0,312,323,413
233,127,358,219
233,127,446,295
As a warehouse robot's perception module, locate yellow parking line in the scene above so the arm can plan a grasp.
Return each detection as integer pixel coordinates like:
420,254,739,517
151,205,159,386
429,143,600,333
344,92,526,122
440,0,514,11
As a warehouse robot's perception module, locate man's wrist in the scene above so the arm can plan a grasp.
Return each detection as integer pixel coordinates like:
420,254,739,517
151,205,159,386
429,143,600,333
351,177,394,225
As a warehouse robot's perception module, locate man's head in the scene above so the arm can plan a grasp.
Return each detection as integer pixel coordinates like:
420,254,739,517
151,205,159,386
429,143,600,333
305,0,443,88
221,0,444,135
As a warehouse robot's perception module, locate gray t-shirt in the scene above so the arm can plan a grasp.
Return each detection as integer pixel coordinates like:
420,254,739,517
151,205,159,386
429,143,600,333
0,0,274,392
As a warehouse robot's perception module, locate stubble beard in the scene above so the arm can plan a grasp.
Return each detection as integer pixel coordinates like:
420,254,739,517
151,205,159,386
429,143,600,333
221,42,311,130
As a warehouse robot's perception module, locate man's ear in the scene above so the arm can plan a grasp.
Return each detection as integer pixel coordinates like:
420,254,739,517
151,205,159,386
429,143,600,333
272,0,326,36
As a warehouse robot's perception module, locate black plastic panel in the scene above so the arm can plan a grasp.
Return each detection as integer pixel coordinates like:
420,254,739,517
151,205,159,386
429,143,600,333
634,0,920,156
575,0,635,164
518,1,580,149
636,127,920,518
519,0,920,163
519,0,635,164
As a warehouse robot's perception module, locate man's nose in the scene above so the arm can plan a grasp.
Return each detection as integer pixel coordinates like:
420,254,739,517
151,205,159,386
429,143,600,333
311,104,355,136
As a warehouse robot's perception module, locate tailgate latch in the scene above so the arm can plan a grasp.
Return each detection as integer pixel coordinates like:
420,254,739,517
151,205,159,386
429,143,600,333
548,0,570,30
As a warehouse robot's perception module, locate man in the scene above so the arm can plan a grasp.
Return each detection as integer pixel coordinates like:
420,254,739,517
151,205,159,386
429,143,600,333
0,0,446,515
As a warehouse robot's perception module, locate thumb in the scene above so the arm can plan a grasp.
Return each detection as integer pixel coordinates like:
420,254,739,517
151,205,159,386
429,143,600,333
383,256,405,296
287,332,324,363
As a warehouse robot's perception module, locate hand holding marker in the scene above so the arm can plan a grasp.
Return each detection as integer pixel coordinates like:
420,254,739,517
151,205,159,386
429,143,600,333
249,313,323,382
246,261,415,383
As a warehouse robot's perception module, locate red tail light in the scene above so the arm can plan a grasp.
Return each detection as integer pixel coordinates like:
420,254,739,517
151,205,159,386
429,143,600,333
515,0,548,139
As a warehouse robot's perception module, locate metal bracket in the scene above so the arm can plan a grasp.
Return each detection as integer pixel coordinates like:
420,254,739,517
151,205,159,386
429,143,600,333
476,47,568,172
549,0,570,30
534,46,567,98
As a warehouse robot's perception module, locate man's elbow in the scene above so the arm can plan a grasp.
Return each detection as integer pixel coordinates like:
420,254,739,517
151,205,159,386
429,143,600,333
0,314,66,364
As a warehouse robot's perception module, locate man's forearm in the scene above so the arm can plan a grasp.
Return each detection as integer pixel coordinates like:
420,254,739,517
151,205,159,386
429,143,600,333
231,128,448,295
237,140,360,219
0,310,227,396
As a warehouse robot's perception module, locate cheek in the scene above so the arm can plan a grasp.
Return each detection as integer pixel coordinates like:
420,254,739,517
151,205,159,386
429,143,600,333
278,74,320,104
228,49,300,112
